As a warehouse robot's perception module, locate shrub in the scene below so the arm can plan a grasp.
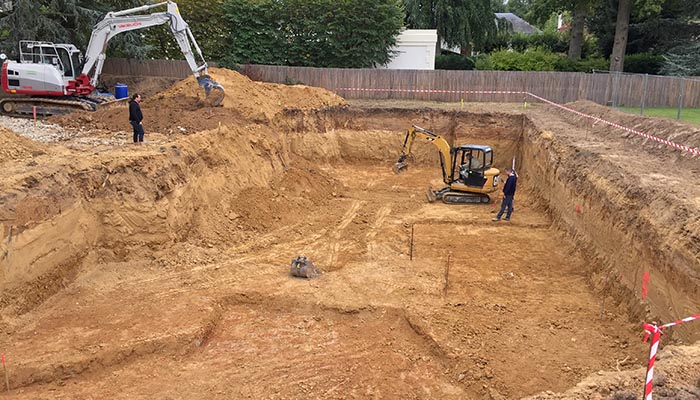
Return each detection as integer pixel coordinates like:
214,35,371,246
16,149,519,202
473,53,493,70
624,53,664,74
571,57,609,72
486,48,561,71
436,53,475,70
507,31,568,53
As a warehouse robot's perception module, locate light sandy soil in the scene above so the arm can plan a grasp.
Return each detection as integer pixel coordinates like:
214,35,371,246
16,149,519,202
0,70,698,399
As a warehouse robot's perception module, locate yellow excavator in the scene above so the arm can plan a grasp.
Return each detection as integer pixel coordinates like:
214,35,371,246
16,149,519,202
393,125,500,204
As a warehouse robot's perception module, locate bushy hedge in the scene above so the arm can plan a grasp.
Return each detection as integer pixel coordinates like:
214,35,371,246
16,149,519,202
486,30,599,60
435,52,475,70
574,57,609,72
481,48,561,71
623,53,664,74
510,31,568,54
474,49,610,72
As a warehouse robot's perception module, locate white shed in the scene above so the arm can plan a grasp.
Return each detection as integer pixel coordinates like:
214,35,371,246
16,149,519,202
382,29,438,70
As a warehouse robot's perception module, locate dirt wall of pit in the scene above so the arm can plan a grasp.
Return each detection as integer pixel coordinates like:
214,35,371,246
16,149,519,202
518,117,700,341
3,103,699,345
0,125,297,319
275,108,524,168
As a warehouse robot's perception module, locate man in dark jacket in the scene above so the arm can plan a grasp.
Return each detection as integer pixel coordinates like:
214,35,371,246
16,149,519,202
129,93,144,144
493,168,517,222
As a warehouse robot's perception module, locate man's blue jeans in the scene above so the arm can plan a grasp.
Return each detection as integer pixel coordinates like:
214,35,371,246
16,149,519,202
496,195,514,220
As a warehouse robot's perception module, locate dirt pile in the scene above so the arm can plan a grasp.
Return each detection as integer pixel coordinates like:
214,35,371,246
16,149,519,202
0,127,46,162
157,68,344,116
51,68,345,135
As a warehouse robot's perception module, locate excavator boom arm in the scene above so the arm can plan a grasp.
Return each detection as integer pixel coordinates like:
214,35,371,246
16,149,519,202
394,125,453,184
68,1,223,105
82,1,209,87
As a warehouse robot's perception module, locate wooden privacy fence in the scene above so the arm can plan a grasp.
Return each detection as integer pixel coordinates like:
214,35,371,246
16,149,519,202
101,59,700,108
102,58,218,79
242,65,700,108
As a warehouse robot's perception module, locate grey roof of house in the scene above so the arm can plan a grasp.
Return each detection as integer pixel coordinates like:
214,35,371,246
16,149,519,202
495,13,540,35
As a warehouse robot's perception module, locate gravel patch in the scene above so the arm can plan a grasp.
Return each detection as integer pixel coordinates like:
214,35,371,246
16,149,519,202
0,116,166,147
0,115,85,143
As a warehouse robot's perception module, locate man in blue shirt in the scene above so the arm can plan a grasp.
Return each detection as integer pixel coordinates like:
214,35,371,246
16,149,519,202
493,168,517,222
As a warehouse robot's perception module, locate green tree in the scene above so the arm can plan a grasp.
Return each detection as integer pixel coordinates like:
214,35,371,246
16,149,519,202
0,0,149,60
662,42,700,76
221,0,404,68
491,0,506,12
0,0,96,57
504,0,535,23
589,0,678,72
526,0,600,61
659,0,700,75
146,0,227,62
403,0,496,54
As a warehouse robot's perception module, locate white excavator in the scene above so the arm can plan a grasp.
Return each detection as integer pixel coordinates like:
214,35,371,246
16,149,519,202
0,1,224,117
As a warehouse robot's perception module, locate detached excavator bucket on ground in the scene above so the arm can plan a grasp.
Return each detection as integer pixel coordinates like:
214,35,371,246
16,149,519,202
198,75,225,107
289,256,320,279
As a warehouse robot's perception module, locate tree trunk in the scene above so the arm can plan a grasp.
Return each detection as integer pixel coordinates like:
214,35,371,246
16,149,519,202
567,2,587,61
460,44,472,57
609,0,632,72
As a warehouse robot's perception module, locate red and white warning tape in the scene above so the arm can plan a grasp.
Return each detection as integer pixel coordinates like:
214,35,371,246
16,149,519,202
526,93,700,156
642,313,700,400
338,87,527,95
335,87,700,157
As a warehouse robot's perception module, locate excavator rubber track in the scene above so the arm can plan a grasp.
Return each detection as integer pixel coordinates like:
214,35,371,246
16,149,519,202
427,186,491,204
441,192,491,204
0,97,97,118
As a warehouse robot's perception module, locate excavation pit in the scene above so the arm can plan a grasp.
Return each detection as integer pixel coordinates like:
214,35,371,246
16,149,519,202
0,71,699,399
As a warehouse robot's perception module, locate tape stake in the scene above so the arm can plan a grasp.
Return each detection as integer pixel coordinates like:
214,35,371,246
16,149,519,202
642,313,700,399
642,271,650,300
643,323,661,400
575,204,582,215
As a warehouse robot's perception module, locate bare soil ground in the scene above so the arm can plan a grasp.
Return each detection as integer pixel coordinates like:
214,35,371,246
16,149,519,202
0,70,698,399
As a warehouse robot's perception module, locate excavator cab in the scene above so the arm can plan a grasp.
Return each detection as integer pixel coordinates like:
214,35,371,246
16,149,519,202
19,41,82,79
453,145,494,188
394,125,500,204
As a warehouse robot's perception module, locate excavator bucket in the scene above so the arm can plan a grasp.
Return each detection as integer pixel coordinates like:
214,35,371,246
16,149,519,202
393,155,409,174
289,256,320,279
393,161,408,174
197,75,225,107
